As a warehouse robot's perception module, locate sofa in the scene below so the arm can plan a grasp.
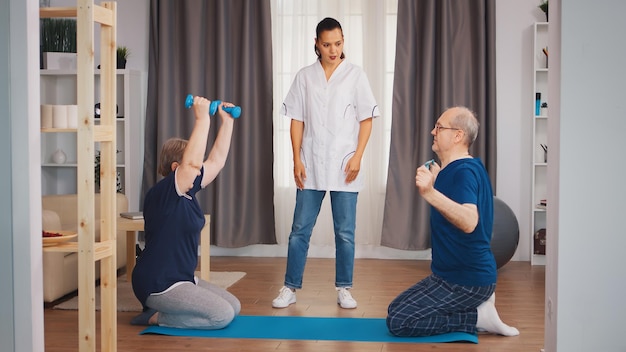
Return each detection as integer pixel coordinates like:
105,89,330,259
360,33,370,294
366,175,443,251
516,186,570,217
41,193,128,302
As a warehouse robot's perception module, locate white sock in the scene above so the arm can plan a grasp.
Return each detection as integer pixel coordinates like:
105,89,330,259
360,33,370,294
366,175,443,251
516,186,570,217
476,293,520,336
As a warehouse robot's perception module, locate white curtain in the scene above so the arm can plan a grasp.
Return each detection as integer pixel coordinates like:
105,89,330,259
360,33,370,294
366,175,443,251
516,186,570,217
270,0,403,257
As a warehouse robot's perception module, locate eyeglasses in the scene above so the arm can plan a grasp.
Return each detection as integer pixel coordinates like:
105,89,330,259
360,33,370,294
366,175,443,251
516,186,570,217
434,124,460,133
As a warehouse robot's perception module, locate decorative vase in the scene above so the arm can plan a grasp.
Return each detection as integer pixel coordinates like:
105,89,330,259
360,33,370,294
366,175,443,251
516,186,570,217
52,149,67,164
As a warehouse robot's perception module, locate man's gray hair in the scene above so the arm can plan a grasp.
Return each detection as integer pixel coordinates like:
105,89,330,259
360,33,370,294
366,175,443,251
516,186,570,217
450,106,479,147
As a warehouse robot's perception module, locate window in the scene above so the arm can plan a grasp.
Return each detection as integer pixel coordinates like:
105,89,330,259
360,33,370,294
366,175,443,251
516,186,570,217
271,0,397,247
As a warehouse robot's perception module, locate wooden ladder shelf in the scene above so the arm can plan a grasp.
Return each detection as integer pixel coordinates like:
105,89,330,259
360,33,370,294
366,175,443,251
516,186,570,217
40,1,118,351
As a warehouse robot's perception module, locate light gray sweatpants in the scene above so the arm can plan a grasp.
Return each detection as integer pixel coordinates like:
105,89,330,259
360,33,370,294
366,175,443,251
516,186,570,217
145,278,241,329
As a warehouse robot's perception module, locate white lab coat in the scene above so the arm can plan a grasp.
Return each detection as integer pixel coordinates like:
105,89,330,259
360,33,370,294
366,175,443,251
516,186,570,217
281,60,380,192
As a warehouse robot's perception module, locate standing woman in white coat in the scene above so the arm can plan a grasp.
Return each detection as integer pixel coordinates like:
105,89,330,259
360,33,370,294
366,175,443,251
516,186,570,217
272,17,380,309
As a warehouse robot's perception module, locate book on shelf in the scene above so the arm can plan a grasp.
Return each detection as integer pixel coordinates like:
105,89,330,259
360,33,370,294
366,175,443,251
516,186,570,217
120,211,143,220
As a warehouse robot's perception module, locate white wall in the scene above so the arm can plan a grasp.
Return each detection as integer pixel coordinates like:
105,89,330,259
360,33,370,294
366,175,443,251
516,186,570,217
496,1,548,262
544,1,626,351
2,0,46,351
0,0,15,348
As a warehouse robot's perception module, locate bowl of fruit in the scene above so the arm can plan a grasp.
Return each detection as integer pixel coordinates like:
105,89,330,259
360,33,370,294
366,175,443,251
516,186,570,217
42,230,77,247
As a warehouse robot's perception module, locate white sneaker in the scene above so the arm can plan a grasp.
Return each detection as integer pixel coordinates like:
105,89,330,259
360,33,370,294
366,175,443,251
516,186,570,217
336,287,357,309
272,286,296,308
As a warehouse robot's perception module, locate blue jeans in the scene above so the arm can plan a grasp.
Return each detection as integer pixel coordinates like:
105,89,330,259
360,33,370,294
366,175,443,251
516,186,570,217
284,189,358,289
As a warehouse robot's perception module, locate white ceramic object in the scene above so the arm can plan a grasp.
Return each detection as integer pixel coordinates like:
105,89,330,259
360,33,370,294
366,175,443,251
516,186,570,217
52,149,67,164
40,104,53,128
66,104,78,128
52,105,68,128
42,52,77,70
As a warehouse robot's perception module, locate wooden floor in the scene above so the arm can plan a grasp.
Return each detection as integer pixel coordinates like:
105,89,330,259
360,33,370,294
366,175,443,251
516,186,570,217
44,257,545,352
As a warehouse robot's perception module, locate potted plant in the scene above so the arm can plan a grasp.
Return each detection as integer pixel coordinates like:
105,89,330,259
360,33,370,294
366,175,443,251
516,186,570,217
538,0,548,21
40,18,77,69
117,46,130,69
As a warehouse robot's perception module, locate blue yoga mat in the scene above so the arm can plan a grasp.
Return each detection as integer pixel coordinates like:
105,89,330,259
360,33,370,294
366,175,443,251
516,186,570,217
140,315,478,344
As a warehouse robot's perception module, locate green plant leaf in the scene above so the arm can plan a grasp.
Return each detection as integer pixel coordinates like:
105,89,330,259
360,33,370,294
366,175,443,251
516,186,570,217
40,18,77,53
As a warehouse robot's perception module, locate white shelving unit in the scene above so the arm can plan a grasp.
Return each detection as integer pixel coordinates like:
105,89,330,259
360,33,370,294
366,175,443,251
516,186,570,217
40,68,143,211
531,22,548,265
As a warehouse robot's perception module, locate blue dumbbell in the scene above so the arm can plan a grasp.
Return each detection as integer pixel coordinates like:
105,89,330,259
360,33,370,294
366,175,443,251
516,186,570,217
185,94,241,118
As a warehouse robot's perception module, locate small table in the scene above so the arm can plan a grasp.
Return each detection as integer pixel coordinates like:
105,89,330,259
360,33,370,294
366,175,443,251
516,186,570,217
117,216,144,281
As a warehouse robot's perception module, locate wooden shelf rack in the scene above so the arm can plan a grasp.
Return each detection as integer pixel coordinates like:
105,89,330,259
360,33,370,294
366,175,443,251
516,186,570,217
40,1,119,351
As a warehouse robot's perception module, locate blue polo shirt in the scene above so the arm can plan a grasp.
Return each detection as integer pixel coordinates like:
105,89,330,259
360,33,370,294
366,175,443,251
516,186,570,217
132,167,205,307
430,158,496,287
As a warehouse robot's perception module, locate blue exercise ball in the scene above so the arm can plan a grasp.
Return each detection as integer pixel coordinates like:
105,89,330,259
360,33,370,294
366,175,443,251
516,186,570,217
491,196,519,269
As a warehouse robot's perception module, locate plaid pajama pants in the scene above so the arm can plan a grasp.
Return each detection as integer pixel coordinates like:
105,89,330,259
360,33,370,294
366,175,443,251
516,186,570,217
386,274,495,336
